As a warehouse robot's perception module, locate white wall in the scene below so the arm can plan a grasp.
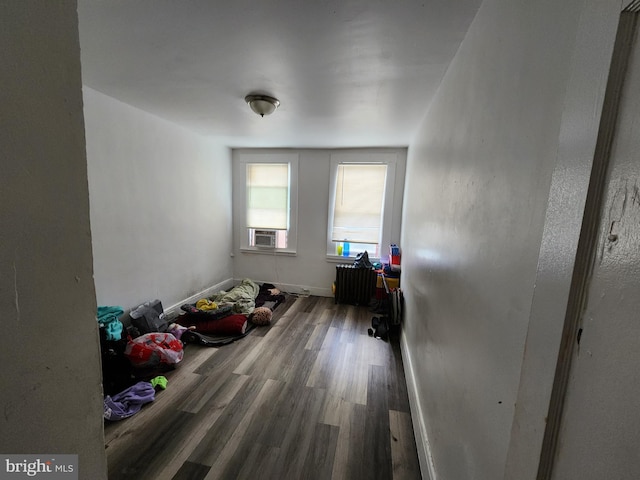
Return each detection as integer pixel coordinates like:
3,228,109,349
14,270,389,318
232,148,406,295
401,1,622,479
504,2,623,479
0,1,107,477
83,88,233,311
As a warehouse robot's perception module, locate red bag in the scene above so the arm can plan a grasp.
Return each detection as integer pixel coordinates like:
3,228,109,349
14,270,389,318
125,332,183,368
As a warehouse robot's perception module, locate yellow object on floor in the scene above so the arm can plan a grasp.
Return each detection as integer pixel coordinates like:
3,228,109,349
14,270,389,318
196,298,218,311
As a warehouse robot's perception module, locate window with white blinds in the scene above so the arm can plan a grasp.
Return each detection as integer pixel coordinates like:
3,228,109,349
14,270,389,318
331,164,387,244
327,152,397,259
246,163,290,230
236,152,298,253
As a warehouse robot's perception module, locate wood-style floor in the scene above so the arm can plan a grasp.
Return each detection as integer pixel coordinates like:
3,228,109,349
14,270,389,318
104,295,421,480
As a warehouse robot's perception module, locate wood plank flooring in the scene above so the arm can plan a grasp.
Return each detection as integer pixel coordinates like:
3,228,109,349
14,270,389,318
104,295,421,480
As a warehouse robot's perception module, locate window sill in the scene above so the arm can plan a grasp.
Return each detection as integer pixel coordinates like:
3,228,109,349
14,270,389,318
325,254,382,264
326,254,354,264
240,247,297,256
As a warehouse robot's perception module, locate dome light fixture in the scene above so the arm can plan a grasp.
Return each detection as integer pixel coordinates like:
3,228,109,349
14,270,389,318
245,94,280,117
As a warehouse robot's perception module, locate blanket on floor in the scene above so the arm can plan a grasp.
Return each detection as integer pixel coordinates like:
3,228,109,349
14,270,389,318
178,313,248,335
208,278,260,314
176,280,289,347
180,323,257,347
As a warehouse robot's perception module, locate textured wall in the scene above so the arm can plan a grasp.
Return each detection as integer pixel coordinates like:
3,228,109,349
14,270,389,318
548,10,640,479
0,1,107,477
401,0,621,479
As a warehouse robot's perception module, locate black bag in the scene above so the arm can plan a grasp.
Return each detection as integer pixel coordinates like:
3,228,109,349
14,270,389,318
99,326,135,396
129,300,169,334
368,316,389,340
353,251,373,269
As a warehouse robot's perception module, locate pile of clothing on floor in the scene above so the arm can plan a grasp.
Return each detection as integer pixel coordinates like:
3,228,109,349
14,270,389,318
98,279,286,420
176,280,285,346
103,375,167,421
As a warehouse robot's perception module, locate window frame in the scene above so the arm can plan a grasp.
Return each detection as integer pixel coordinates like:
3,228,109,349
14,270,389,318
326,152,397,262
237,153,299,255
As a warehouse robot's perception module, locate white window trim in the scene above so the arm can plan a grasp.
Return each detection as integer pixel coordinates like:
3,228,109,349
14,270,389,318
326,152,397,262
237,153,299,254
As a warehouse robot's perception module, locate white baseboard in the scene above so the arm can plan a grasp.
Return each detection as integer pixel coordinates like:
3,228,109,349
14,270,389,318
164,277,235,315
232,278,333,298
401,329,437,480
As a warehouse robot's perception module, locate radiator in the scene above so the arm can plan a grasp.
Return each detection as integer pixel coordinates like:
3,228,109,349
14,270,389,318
334,265,377,305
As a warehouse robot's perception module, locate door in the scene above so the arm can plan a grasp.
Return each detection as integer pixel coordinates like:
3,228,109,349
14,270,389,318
548,10,640,480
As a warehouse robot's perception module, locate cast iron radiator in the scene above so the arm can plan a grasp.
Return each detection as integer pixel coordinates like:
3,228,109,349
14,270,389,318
334,265,377,305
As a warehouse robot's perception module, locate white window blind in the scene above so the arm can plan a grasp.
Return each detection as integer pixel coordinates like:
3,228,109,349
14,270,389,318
246,163,289,230
331,163,387,244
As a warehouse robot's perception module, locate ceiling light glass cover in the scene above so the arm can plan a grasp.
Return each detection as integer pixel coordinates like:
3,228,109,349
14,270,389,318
245,94,280,117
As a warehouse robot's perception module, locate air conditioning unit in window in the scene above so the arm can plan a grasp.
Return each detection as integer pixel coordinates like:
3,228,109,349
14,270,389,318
254,229,277,248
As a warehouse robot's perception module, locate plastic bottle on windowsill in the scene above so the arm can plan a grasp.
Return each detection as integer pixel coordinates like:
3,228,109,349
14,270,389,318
343,241,350,257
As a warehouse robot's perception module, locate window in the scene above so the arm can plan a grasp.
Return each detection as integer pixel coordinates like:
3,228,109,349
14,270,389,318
327,152,397,259
246,163,289,248
236,153,298,253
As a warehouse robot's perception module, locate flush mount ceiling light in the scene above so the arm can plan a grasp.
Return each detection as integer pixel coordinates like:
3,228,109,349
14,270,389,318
245,94,280,117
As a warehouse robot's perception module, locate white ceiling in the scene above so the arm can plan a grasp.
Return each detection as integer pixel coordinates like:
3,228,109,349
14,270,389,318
77,0,481,148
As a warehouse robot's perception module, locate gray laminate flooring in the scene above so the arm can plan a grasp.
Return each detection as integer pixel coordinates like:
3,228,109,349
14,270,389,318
104,295,421,480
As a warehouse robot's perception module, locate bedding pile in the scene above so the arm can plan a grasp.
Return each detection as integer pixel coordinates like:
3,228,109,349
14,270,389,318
98,279,286,404
176,279,285,347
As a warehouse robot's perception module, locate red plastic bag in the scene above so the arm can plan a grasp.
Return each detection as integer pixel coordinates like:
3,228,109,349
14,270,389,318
125,332,183,368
